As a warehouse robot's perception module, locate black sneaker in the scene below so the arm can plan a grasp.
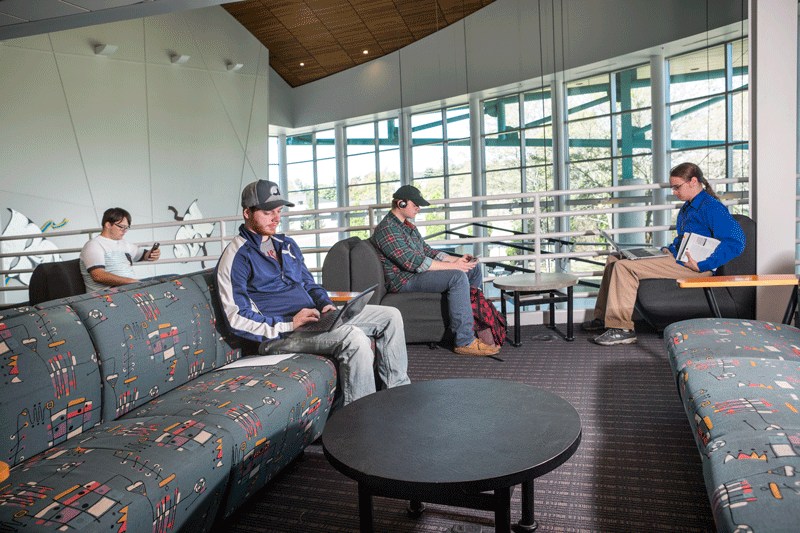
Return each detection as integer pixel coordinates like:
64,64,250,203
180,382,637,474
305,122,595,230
581,318,606,332
593,328,637,345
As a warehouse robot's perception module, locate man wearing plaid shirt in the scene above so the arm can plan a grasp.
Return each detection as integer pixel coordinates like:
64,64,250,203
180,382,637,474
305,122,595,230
371,185,499,357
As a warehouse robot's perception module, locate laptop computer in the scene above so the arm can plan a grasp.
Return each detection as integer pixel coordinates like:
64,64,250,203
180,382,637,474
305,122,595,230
290,284,377,334
597,229,670,260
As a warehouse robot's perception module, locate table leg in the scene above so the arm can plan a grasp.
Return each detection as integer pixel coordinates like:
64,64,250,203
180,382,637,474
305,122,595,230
782,284,798,326
358,484,374,533
516,478,538,532
513,291,522,347
494,486,512,533
702,287,722,318
566,285,574,341
407,500,426,518
548,291,556,329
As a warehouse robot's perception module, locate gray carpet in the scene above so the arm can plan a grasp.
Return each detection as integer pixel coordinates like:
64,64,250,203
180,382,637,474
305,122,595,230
222,324,716,533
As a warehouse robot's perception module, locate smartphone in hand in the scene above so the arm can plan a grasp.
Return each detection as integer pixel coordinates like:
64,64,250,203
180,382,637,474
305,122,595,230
151,242,160,251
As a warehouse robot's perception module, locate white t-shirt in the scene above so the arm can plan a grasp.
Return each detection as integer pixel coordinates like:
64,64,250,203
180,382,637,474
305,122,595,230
79,235,145,292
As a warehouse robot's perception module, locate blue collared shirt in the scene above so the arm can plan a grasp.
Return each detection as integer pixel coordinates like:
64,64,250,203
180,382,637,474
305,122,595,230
666,190,746,272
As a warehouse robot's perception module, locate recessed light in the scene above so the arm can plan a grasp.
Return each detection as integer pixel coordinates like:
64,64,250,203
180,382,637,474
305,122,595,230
300,62,305,66
363,50,368,55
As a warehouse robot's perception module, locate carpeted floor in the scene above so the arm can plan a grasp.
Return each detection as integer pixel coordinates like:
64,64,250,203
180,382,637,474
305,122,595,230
222,324,717,533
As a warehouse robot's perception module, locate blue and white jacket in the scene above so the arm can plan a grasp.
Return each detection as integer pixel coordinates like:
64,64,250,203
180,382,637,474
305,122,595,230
215,224,333,343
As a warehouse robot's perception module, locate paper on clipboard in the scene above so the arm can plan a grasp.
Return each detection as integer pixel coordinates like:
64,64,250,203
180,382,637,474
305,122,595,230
220,353,297,369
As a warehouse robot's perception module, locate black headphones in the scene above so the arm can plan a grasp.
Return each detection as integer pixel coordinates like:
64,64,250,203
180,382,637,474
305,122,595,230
398,199,407,208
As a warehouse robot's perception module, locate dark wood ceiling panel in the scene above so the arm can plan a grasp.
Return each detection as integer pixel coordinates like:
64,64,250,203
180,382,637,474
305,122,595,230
223,0,496,87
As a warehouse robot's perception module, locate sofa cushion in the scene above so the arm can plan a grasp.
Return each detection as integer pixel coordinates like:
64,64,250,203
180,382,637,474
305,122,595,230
701,432,800,533
665,318,800,377
676,355,800,452
0,414,233,533
186,269,244,367
124,353,338,517
0,305,102,468
69,278,219,422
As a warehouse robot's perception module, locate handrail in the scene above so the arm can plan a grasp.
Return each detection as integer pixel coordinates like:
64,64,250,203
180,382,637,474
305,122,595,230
0,178,750,298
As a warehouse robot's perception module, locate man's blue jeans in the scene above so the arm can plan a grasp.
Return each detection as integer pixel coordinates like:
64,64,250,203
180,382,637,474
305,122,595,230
259,304,410,405
398,265,482,348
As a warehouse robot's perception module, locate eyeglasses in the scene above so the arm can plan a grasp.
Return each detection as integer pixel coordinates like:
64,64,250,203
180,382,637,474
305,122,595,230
114,223,131,231
671,181,689,192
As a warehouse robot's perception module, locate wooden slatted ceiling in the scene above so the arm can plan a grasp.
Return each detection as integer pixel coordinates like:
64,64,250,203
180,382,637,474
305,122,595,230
224,0,496,87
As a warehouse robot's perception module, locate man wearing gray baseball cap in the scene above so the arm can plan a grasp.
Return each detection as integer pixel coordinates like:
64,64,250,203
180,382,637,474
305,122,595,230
215,180,410,405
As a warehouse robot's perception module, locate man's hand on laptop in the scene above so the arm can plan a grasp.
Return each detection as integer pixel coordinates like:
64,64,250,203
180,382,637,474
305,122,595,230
293,308,321,328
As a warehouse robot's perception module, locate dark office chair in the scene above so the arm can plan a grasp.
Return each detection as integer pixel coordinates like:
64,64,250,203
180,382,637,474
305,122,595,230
28,258,86,306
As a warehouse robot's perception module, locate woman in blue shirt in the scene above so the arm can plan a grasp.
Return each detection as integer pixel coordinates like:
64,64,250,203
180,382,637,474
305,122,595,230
585,162,746,346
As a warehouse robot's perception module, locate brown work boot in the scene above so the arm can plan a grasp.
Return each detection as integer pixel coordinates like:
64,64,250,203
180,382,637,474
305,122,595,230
454,338,500,356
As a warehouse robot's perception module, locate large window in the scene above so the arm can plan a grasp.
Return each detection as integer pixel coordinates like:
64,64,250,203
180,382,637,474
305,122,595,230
411,105,472,239
285,130,339,270
667,38,749,214
482,88,555,265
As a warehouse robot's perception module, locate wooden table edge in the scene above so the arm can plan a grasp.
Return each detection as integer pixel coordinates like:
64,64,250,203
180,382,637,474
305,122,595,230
677,274,799,288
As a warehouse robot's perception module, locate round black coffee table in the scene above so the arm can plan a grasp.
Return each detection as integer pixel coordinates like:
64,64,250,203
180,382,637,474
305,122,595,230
322,379,582,533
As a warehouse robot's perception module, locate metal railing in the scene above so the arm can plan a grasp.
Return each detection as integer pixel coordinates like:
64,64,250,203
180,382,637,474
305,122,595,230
0,178,749,305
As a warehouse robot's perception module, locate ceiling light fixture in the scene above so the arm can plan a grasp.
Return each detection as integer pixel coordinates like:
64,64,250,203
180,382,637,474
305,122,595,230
93,44,118,56
226,61,243,72
170,53,190,65
300,62,305,66
363,50,368,55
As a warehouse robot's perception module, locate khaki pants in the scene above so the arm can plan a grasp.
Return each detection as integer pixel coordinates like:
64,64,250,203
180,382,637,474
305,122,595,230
594,254,712,330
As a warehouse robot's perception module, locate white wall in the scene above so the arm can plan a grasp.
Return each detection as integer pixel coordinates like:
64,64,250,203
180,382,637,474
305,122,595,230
281,0,747,129
0,6,269,302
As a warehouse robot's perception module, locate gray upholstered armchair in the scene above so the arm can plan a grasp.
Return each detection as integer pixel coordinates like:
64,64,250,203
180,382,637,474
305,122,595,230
322,237,450,344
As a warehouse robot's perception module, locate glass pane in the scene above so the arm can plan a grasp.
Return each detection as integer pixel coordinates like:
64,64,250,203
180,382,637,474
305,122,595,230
523,88,552,126
411,110,443,146
413,177,444,212
317,158,336,188
732,144,749,179
287,161,314,190
379,149,401,183
485,169,522,196
446,105,470,140
317,187,337,208
669,97,726,150
448,173,472,199
346,123,375,155
731,90,748,143
347,152,377,184
615,154,654,184
412,144,444,179
349,183,376,206
567,159,612,189
447,139,471,175
669,147,727,181
288,189,314,210
524,126,553,166
567,116,611,161
567,74,610,118
668,44,726,101
485,132,520,171
316,129,335,159
525,166,552,192
269,136,279,166
483,95,520,135
615,110,652,156
378,118,400,151
615,65,651,111
731,38,748,91
286,134,313,163
268,165,279,182
380,181,400,204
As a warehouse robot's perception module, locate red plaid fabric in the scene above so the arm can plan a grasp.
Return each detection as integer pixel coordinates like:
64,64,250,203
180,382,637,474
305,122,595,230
470,287,506,347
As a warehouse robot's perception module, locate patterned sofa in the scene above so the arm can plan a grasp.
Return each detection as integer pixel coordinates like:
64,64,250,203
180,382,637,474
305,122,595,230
664,317,800,533
0,270,338,533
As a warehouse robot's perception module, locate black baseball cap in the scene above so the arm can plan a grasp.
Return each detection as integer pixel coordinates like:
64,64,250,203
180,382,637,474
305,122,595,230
241,180,295,211
392,185,430,207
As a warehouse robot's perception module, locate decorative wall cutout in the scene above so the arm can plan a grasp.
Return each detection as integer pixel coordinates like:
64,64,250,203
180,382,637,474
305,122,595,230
1,209,65,286
169,200,214,267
